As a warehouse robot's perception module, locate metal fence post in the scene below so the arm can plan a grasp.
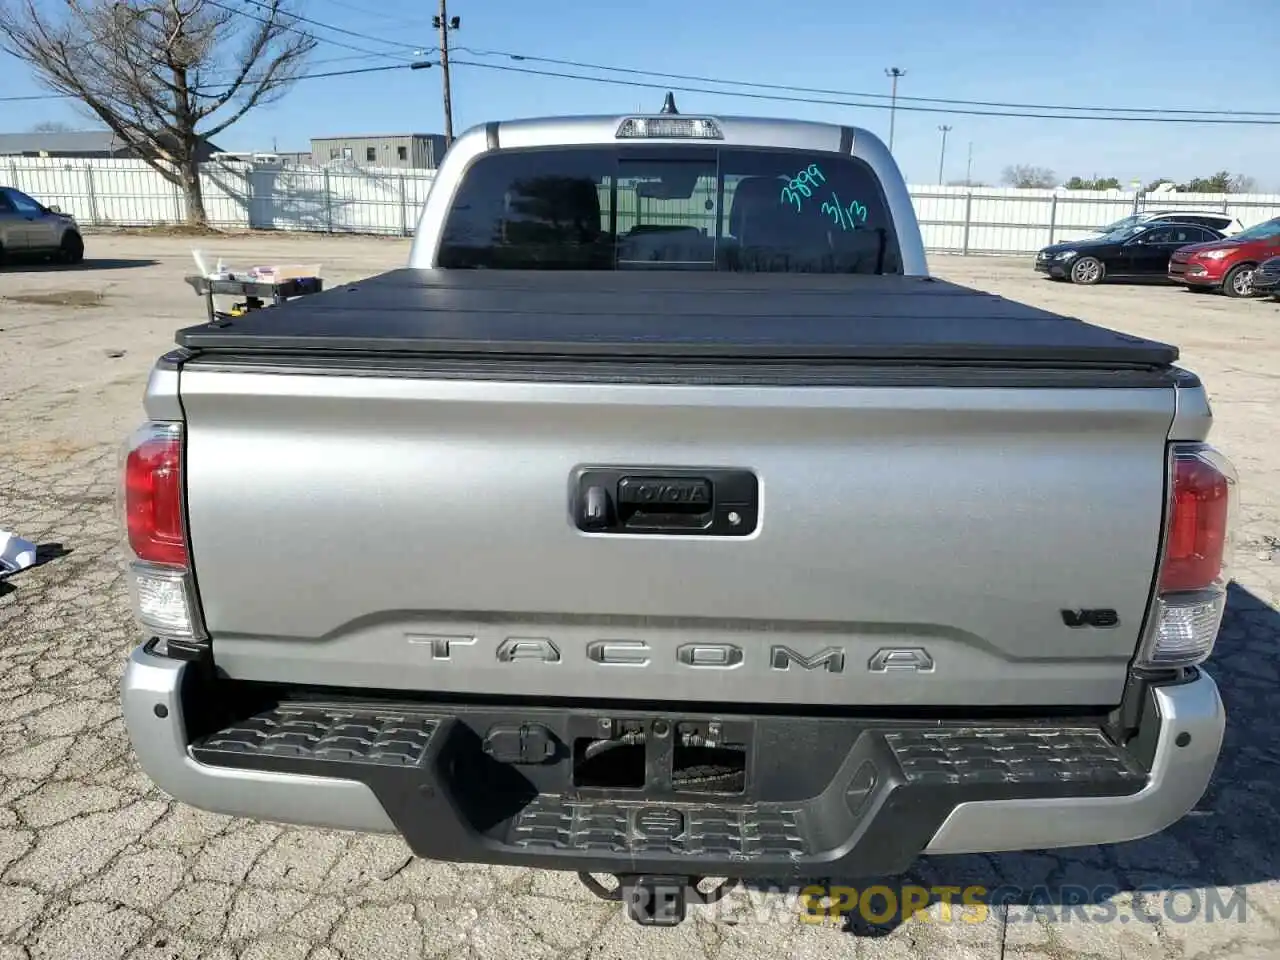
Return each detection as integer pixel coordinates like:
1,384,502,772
246,167,258,230
962,192,973,255
324,169,333,233
9,159,18,189
1132,192,1142,215
85,164,99,225
399,175,408,236
1048,194,1058,246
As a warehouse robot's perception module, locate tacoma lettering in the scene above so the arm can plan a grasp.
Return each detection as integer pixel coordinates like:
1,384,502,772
495,638,561,663
770,645,846,674
676,643,744,668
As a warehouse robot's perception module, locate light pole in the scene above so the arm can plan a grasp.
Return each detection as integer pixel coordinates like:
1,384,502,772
884,67,906,152
937,125,952,184
965,140,973,186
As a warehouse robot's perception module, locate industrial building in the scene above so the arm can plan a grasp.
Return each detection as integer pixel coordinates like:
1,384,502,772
309,133,448,169
0,130,224,161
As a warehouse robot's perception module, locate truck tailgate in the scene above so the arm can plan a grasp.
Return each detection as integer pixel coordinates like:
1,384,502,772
180,363,1174,708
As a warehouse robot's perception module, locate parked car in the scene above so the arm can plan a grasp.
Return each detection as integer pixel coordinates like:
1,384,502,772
120,104,1235,928
1035,221,1224,284
1168,217,1280,297
0,186,84,265
1084,209,1243,239
1252,255,1280,299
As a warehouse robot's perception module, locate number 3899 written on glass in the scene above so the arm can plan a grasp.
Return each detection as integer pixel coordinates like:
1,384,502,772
780,164,826,210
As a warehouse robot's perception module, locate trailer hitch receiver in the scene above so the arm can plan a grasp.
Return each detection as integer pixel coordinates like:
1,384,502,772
578,873,738,926
621,875,689,926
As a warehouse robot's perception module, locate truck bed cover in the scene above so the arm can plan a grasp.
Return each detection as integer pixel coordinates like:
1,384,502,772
174,268,1178,367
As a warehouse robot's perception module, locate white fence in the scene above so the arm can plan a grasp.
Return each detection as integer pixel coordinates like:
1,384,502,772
907,185,1280,255
2,157,435,237
6,156,1280,256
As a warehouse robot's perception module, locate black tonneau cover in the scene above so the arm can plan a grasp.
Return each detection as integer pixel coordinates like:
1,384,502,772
174,268,1178,366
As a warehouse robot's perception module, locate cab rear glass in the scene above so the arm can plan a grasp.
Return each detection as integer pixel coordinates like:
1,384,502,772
438,146,903,274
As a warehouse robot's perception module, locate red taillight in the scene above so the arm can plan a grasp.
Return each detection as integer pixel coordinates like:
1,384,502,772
125,427,187,567
1160,453,1230,593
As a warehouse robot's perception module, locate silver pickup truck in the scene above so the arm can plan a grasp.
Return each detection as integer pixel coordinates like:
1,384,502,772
120,103,1236,926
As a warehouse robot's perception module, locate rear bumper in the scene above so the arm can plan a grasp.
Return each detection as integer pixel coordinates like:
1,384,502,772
122,644,1225,877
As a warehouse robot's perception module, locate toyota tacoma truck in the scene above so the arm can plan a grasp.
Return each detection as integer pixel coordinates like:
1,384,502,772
119,101,1236,927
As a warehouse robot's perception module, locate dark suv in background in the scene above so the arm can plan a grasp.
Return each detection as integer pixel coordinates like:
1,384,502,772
1253,256,1280,299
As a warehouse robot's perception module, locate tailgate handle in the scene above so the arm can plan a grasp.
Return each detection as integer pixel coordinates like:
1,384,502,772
618,476,713,531
572,468,758,537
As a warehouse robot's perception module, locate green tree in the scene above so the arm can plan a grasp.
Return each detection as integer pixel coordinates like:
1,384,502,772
1064,176,1123,191
1177,171,1257,193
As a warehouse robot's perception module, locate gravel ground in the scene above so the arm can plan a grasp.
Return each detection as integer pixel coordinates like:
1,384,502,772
1,235,1278,959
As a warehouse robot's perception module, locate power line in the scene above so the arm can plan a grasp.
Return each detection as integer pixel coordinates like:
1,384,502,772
312,0,437,30
233,0,424,53
7,28,1279,127
447,58,1280,125
249,0,456,143
451,46,1280,120
257,62,412,83
0,62,415,103
202,0,413,60
0,92,63,103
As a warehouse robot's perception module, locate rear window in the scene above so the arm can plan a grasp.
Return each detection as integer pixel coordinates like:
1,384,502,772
438,146,902,274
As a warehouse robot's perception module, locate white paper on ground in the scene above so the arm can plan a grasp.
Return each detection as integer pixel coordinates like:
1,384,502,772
0,530,37,580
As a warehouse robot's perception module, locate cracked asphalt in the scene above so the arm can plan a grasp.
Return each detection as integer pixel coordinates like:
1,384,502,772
2,235,1278,959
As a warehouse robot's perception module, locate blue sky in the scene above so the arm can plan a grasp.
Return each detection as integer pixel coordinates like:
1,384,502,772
3,0,1278,188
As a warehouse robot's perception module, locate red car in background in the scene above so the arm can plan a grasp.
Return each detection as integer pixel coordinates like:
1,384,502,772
1169,217,1280,297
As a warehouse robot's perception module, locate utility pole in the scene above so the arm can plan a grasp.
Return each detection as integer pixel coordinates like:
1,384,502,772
432,1,461,146
965,141,973,186
937,125,952,184
884,67,906,152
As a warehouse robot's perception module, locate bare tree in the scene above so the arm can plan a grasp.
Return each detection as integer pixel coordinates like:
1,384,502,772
1230,174,1257,194
1000,164,1057,189
0,0,316,226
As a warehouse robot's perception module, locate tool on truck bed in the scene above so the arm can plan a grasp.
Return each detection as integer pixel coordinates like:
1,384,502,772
185,250,323,325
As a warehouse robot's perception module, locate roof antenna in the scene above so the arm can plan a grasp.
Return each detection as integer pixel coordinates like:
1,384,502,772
660,91,678,115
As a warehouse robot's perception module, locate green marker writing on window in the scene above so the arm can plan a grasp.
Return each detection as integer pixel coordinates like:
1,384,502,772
780,164,826,211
